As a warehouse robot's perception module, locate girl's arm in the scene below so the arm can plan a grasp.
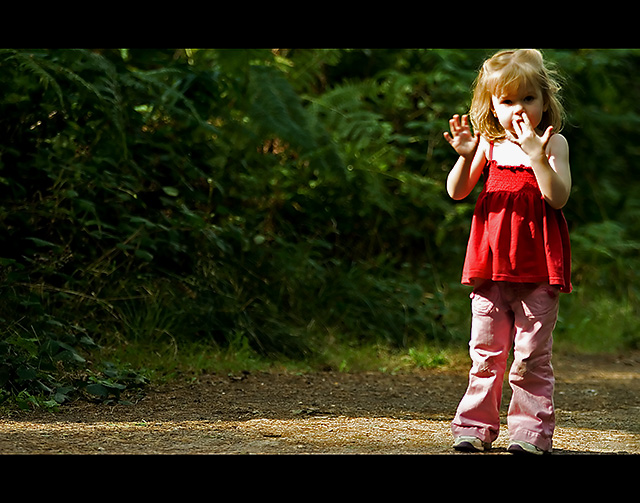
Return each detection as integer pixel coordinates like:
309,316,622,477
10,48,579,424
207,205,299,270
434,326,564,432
531,133,571,209
444,115,486,200
510,116,571,209
446,147,487,200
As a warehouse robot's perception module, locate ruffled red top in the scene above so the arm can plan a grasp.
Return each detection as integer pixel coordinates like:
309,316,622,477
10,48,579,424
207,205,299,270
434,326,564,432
461,142,572,293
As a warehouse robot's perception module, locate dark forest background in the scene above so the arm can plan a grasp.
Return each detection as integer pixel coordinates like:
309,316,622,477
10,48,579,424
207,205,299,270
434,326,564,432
1,48,639,408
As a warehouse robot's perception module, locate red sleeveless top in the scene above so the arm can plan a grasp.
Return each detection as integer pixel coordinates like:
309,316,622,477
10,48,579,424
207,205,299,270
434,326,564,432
461,142,572,293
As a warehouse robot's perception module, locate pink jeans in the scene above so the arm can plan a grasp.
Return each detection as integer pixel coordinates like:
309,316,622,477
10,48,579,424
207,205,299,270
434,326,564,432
451,280,559,452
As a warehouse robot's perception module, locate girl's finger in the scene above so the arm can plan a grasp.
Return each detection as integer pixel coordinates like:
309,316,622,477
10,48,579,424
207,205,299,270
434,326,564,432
449,117,459,134
541,126,554,147
512,118,523,135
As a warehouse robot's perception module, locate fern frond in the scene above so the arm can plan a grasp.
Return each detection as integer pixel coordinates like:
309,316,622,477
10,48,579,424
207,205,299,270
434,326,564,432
247,64,316,153
2,50,66,108
130,67,219,135
304,80,390,162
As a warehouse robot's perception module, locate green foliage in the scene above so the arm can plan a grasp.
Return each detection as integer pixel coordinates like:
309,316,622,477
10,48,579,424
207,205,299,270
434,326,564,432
0,305,147,410
1,48,639,407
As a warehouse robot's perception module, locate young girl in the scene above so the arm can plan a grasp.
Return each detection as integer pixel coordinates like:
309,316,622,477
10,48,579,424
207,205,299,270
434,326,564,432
444,49,572,455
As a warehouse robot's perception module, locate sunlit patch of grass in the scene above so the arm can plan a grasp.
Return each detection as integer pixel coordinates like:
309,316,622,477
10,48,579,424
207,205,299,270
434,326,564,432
305,340,468,374
99,336,470,384
555,289,640,353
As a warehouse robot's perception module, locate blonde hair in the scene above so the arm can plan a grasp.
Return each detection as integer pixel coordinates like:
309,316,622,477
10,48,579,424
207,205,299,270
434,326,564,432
470,49,565,141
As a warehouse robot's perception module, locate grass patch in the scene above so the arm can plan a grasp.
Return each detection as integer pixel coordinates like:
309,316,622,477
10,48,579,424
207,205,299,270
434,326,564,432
95,284,640,384
314,342,468,374
555,289,640,353
98,336,470,383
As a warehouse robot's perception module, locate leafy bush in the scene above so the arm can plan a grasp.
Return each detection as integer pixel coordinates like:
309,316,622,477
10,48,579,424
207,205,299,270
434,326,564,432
1,48,639,407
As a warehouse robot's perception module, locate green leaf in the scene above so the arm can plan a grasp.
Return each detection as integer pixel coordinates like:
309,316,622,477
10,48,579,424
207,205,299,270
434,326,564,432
85,383,110,397
26,237,58,248
16,366,38,381
134,249,154,261
162,186,179,197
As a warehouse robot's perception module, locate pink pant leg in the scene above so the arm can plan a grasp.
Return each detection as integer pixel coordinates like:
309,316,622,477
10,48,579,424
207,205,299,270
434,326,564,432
507,284,559,452
451,282,559,451
451,281,514,445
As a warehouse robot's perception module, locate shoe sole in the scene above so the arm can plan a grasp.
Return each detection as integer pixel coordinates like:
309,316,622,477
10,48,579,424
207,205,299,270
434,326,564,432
453,441,489,453
507,443,548,455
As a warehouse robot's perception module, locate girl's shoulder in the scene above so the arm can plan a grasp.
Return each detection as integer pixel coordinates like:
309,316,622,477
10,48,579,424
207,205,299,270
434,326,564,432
477,135,492,158
546,132,569,155
549,132,568,146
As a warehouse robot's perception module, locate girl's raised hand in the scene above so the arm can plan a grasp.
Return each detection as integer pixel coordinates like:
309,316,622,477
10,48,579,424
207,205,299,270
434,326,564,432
507,113,553,158
443,114,480,159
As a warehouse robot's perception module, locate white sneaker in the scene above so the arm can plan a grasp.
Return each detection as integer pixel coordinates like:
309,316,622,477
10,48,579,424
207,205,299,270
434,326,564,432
453,436,491,452
507,440,547,455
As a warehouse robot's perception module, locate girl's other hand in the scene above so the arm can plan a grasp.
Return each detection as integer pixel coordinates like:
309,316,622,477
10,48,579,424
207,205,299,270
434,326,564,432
443,114,480,159
507,113,553,158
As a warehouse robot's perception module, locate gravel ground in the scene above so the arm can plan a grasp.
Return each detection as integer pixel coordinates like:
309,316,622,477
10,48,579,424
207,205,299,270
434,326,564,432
1,351,638,455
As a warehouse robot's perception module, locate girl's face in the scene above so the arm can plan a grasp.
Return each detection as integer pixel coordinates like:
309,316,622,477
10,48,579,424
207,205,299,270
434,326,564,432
491,83,547,135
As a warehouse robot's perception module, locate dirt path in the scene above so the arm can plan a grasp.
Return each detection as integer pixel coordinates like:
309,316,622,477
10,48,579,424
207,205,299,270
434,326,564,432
1,351,639,455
